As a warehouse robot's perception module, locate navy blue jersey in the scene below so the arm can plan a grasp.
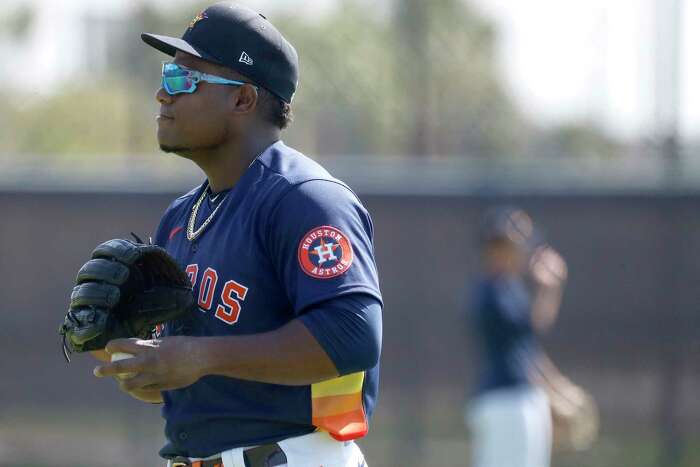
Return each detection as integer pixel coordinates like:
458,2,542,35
153,141,382,458
469,275,540,395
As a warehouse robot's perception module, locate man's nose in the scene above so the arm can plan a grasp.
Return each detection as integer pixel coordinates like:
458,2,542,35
156,87,174,104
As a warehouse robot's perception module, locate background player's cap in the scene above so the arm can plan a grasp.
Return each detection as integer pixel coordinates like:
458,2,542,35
141,2,299,103
478,206,543,252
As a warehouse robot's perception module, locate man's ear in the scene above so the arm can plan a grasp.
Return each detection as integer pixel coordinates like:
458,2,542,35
230,84,258,115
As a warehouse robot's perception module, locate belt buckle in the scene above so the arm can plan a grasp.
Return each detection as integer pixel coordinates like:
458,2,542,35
244,443,287,467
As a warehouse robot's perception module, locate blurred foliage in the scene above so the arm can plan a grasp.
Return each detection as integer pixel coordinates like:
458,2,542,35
271,0,534,158
0,4,35,40
533,122,623,159
0,81,155,161
390,0,531,157
278,1,402,155
0,0,621,159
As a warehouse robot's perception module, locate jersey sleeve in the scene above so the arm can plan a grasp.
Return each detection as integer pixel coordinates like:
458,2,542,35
300,293,382,375
265,179,382,313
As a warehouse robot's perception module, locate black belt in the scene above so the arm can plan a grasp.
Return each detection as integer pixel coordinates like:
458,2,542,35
170,442,287,467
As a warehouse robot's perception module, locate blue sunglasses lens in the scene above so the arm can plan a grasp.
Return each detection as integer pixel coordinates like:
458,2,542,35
162,63,195,94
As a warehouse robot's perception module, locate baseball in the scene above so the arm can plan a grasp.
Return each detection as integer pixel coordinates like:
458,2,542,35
110,352,136,379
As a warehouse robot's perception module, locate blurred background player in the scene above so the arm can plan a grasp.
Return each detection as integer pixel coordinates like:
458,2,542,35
464,207,568,467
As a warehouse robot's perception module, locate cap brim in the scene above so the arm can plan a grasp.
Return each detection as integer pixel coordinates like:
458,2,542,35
141,33,202,59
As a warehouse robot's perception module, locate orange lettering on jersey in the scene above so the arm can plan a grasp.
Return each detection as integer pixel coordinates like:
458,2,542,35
185,264,199,287
215,280,248,325
198,267,218,311
185,264,249,325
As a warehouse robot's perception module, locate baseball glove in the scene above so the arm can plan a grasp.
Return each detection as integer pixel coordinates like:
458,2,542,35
59,237,195,360
549,376,600,452
531,354,599,452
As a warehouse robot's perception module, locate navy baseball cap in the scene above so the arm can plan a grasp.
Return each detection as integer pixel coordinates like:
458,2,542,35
478,206,543,252
141,2,299,103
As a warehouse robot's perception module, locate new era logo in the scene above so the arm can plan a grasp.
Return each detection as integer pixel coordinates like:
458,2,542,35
239,51,253,66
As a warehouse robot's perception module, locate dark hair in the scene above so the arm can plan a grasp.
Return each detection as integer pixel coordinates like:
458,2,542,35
257,87,293,130
218,64,293,130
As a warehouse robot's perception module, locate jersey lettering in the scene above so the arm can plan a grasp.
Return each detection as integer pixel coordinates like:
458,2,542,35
186,263,248,325
215,280,249,325
198,267,219,311
185,264,199,287
153,323,165,338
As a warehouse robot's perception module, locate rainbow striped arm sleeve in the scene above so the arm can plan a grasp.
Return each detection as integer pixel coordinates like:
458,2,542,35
311,371,368,441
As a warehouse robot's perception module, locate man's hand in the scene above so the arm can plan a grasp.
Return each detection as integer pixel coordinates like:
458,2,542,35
529,246,568,332
116,381,164,403
529,246,568,288
90,349,111,363
93,337,205,392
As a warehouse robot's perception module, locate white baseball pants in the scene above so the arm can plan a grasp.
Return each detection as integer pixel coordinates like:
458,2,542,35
466,385,551,467
167,431,368,467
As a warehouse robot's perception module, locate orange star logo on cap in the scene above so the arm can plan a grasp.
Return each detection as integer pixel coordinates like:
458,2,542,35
188,11,208,29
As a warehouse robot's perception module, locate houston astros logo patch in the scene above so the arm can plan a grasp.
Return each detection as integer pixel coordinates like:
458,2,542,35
298,226,354,279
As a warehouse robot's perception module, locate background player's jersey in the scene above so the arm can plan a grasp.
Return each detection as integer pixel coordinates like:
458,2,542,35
469,275,540,395
153,141,382,458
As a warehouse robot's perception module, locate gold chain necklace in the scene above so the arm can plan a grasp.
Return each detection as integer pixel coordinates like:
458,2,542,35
186,184,228,241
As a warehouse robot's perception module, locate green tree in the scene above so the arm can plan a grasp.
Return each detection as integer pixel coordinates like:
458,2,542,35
0,4,35,40
392,0,533,157
275,0,532,157
2,83,140,159
0,0,621,160
275,1,401,155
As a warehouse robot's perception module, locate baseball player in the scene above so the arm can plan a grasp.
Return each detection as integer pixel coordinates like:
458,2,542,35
91,3,382,466
464,207,568,467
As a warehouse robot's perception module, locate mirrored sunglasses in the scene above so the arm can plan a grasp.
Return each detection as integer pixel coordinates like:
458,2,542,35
161,62,255,95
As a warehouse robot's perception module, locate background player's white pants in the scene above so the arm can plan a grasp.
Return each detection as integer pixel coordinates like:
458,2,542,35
466,385,551,467
167,431,367,467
